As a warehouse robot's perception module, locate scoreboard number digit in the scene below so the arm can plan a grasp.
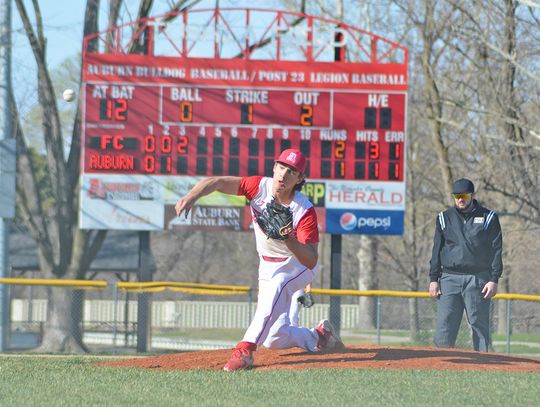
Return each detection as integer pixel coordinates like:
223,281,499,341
335,141,345,159
177,135,188,154
241,103,254,124
99,98,128,121
180,101,193,122
368,142,380,160
300,105,313,126
144,134,156,153
161,135,172,153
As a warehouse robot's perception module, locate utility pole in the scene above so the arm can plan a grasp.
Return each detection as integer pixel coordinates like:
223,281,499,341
0,0,14,352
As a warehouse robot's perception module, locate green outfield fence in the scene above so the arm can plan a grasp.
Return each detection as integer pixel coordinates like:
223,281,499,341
1,278,539,355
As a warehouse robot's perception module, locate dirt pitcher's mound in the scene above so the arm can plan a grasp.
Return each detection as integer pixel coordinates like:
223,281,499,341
98,346,540,373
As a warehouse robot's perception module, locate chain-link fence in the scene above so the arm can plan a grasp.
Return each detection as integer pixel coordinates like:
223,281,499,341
3,279,540,356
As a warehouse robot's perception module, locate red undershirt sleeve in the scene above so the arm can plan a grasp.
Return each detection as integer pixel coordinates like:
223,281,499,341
295,207,319,244
237,176,263,200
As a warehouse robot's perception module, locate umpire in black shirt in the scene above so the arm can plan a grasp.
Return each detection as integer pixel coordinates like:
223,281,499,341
429,178,503,351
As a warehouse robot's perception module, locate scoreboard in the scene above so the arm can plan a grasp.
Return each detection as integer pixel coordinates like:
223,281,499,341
80,29,408,234
84,84,405,181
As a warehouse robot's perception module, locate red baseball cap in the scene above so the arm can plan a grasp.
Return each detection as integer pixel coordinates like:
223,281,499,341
275,149,307,173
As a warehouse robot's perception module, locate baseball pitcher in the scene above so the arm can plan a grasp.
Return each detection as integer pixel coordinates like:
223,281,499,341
175,149,344,371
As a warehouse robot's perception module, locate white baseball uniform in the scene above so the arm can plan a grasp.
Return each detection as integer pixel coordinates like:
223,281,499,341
236,176,320,351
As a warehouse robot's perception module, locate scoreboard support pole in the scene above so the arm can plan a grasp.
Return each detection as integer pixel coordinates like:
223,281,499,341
136,231,152,353
329,234,342,336
328,29,345,336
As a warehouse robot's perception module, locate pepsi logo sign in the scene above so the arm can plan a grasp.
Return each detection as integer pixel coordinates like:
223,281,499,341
326,209,403,235
339,212,392,231
339,212,357,231
358,216,391,228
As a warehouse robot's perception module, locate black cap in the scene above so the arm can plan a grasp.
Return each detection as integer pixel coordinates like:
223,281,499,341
452,178,475,194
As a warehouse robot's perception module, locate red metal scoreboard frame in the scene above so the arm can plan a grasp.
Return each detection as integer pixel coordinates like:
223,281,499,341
80,8,408,233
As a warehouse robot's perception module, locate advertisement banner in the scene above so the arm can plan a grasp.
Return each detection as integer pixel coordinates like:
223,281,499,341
82,174,161,201
165,205,245,232
325,209,404,235
160,176,246,206
80,174,247,230
324,180,405,210
79,199,164,230
301,182,326,207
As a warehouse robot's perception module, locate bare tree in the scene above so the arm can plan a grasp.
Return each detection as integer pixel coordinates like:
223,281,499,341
13,0,107,352
448,0,540,331
384,0,539,341
12,0,198,352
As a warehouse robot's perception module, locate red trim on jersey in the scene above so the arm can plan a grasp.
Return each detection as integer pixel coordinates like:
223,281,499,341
296,207,319,244
238,176,263,201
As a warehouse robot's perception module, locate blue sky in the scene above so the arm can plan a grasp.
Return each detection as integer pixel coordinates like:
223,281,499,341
12,1,288,70
11,0,288,111
13,1,84,69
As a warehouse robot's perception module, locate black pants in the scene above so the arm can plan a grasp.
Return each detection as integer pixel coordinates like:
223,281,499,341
434,272,491,352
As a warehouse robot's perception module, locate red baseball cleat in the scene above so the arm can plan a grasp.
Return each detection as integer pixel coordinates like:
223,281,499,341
223,342,256,371
315,319,345,351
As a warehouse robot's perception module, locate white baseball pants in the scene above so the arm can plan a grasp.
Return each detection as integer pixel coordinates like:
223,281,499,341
241,256,319,351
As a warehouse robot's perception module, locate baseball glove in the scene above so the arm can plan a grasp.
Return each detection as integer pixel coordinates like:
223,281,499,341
297,292,314,308
256,199,293,240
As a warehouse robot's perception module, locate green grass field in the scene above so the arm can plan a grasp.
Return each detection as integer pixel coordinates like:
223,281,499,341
0,356,539,406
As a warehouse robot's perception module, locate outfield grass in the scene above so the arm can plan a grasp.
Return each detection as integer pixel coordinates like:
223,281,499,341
157,328,245,341
0,356,538,406
492,344,540,355
492,332,540,342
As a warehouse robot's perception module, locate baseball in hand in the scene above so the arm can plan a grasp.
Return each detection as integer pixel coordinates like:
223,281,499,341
62,89,76,102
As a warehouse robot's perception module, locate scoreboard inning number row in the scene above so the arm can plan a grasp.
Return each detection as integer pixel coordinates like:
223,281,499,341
89,131,402,180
